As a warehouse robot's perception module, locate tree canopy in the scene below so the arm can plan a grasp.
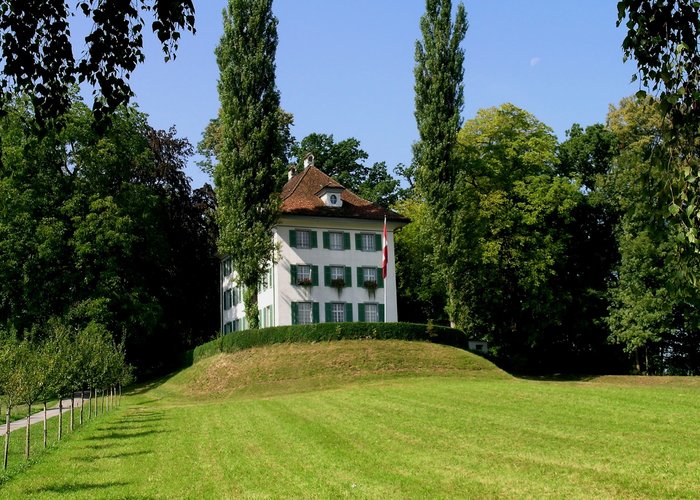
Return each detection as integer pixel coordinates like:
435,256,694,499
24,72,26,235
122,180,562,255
214,0,288,329
0,1,195,125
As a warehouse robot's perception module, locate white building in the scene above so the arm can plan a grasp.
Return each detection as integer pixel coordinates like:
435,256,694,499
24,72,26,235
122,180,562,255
220,156,409,331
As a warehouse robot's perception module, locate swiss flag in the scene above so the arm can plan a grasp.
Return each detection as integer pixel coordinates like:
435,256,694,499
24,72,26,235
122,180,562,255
382,216,388,279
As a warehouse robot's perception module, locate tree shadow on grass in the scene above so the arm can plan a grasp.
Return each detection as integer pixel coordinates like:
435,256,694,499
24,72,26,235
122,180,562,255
30,481,131,494
90,429,169,441
72,449,154,462
515,374,600,382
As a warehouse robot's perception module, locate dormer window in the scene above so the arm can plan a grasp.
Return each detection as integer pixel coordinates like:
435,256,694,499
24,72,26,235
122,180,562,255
318,188,343,207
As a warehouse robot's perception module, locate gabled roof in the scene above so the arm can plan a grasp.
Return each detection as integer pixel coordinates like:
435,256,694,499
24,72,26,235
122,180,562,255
281,165,409,223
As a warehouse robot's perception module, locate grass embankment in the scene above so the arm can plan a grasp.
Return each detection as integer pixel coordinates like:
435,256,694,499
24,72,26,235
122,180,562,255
1,340,699,498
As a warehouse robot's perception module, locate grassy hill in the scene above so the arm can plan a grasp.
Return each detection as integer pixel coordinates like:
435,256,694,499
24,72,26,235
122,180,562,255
162,339,508,399
1,339,699,498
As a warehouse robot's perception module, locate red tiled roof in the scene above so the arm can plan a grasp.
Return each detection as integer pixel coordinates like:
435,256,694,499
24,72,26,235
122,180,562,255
281,166,409,223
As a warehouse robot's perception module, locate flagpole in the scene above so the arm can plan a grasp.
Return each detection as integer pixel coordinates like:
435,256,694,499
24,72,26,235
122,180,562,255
383,216,387,322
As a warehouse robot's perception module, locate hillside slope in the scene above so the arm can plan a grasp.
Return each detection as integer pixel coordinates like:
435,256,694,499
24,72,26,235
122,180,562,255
160,339,508,399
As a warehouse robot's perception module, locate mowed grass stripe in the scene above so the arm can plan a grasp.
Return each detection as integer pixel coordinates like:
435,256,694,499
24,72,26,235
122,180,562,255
0,340,698,498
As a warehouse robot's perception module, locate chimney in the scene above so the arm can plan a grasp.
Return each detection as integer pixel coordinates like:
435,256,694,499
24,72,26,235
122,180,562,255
287,164,297,180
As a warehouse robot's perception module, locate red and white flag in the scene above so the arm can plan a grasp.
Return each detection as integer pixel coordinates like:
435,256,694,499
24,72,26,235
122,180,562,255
382,216,388,279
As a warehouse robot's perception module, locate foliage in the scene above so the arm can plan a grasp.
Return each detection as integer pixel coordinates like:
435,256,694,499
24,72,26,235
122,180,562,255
413,0,467,323
451,104,583,371
0,1,195,125
618,1,700,249
215,0,288,330
190,322,471,364
394,197,448,324
0,97,219,375
290,133,402,207
605,96,700,374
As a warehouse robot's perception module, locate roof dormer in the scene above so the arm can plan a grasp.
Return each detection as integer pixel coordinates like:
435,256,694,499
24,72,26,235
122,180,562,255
317,186,343,208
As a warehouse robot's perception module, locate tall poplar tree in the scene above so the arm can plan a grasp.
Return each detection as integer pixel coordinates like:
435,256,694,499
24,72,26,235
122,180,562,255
215,0,287,329
413,0,467,324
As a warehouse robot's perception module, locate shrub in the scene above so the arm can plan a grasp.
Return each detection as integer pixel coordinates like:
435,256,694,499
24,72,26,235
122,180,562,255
191,322,470,364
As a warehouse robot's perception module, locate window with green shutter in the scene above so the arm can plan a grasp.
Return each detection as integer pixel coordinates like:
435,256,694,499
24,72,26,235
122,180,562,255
345,303,353,322
379,304,385,322
325,302,333,322
376,267,384,288
291,302,298,325
375,234,382,251
355,233,362,250
290,264,298,284
310,231,318,248
290,229,297,247
323,231,330,249
223,289,232,310
311,265,319,286
344,232,351,250
358,303,365,322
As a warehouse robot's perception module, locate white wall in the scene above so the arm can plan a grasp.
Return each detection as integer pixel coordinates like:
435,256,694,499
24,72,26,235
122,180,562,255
220,214,404,329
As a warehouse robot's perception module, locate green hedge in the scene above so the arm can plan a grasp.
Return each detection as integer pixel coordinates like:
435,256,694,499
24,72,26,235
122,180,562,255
189,322,470,365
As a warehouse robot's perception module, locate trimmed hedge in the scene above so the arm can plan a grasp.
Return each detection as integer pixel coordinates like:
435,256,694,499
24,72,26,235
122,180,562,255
190,322,470,365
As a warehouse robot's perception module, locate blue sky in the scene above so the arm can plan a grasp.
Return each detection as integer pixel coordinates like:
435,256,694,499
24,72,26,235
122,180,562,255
105,1,638,188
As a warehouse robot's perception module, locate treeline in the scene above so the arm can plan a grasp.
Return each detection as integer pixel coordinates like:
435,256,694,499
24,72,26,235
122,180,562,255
0,319,130,469
396,98,700,375
0,97,219,376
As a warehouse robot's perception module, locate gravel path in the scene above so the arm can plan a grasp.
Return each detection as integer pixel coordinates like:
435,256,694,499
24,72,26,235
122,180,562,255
1,395,87,435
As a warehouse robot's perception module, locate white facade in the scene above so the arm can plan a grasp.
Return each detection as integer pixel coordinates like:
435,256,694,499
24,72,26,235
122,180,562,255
220,214,402,331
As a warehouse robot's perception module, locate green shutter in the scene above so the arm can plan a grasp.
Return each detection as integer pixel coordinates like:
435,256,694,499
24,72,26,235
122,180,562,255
325,303,332,323
312,302,320,323
344,232,351,250
290,229,297,248
375,234,382,251
355,233,362,250
324,265,331,286
310,231,318,248
377,268,384,288
323,231,330,249
357,267,363,287
358,303,366,322
291,302,298,325
345,303,353,322
345,266,352,287
312,265,319,286
290,265,297,284
379,304,385,322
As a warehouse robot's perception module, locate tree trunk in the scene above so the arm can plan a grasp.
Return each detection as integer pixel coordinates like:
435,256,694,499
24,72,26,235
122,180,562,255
3,405,10,470
43,402,47,448
57,399,63,441
70,395,74,432
24,403,31,460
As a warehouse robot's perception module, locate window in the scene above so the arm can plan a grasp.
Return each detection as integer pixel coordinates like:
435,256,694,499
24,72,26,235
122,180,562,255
297,265,311,284
329,232,343,250
297,302,312,324
361,233,375,252
331,303,345,322
297,230,311,249
331,266,344,281
222,258,232,277
365,303,379,323
223,289,232,310
363,267,377,284
223,322,233,334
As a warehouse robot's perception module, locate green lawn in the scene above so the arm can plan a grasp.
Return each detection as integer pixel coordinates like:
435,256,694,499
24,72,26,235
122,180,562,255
1,340,699,498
